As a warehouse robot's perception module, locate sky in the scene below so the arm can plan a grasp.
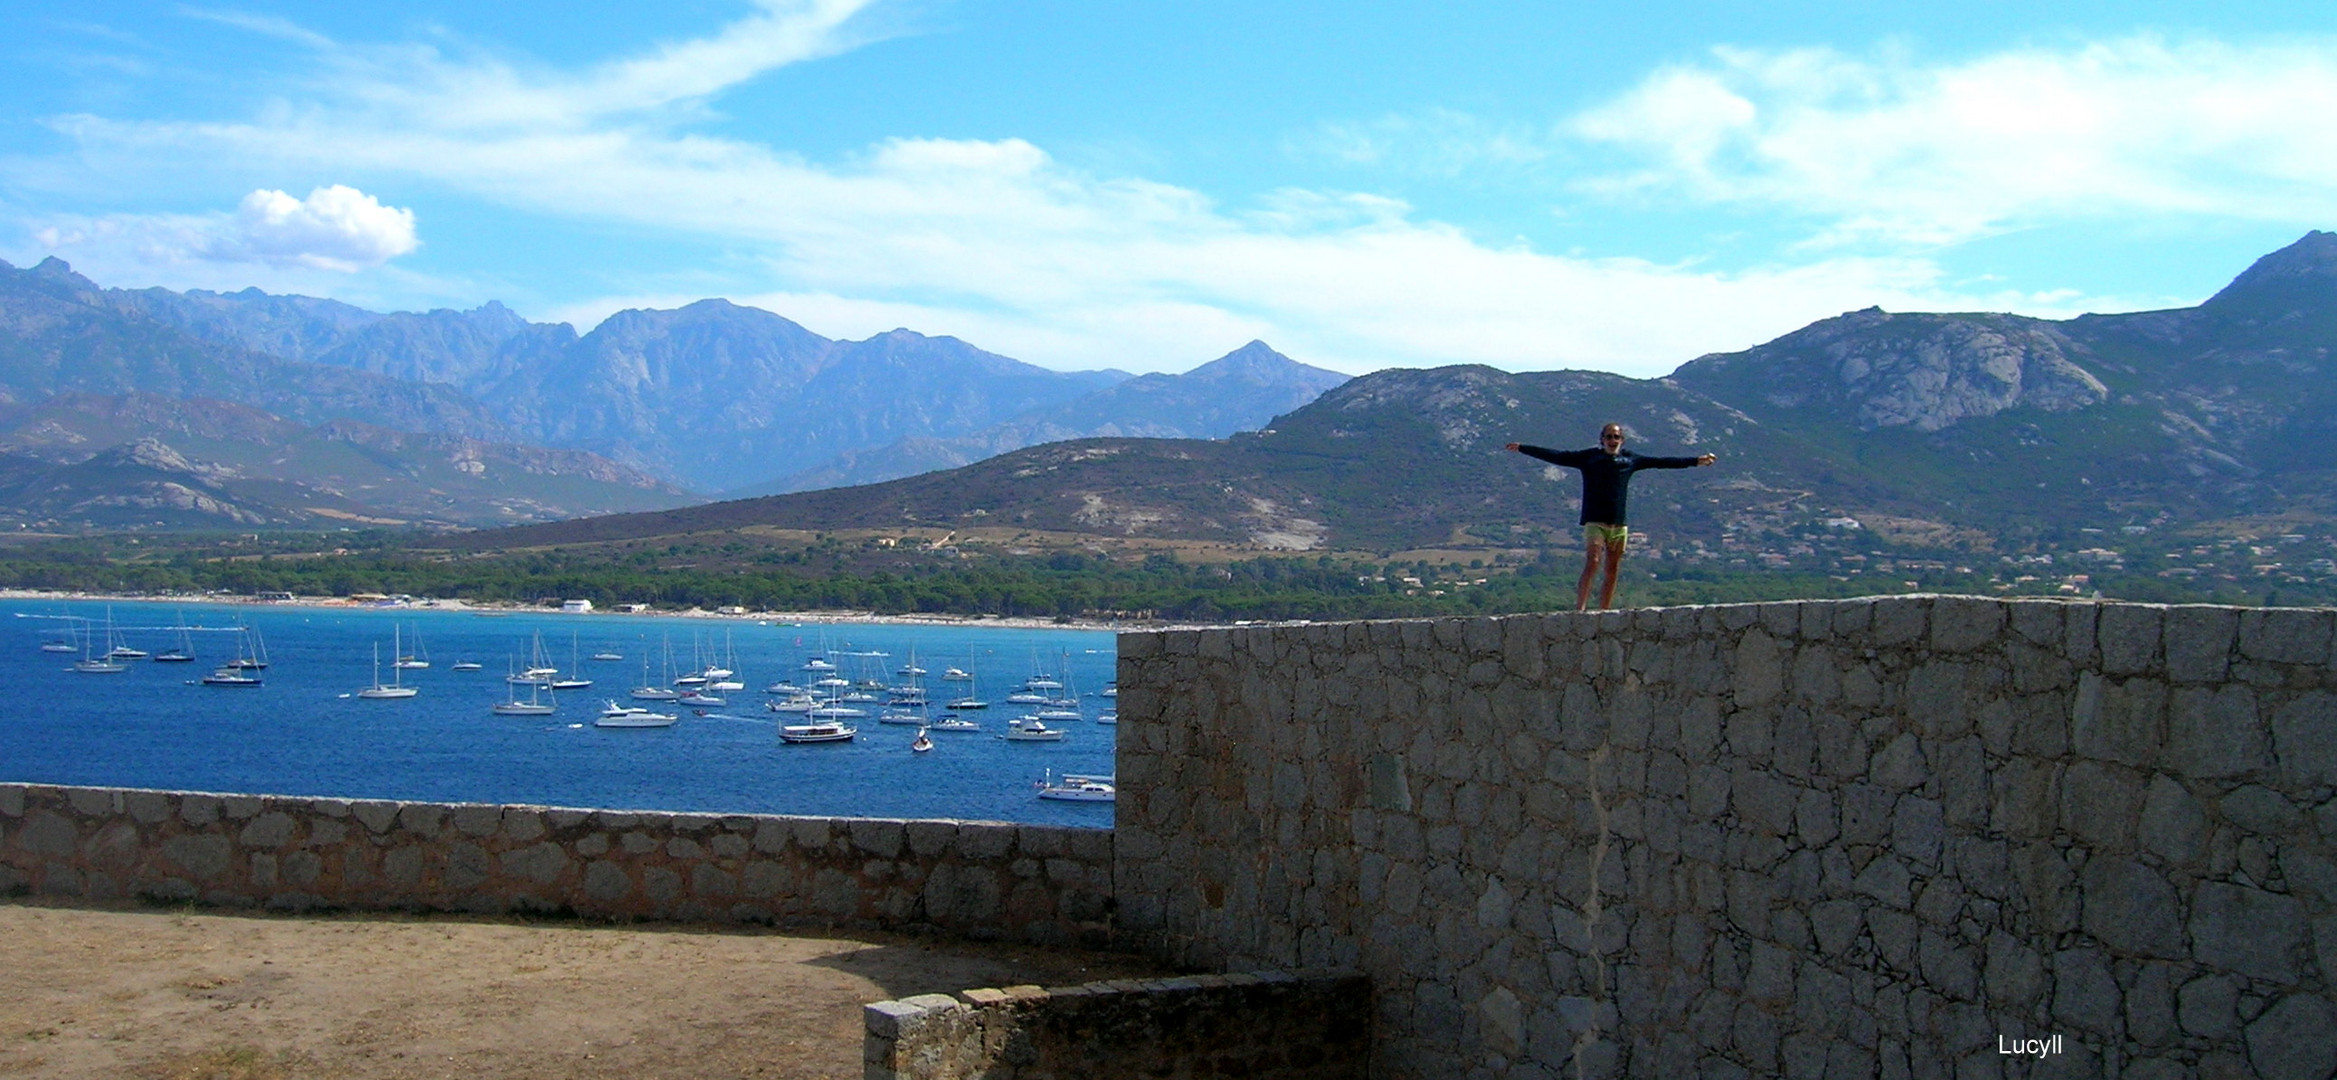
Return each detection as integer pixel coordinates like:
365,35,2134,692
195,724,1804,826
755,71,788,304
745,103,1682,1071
4,3,2336,378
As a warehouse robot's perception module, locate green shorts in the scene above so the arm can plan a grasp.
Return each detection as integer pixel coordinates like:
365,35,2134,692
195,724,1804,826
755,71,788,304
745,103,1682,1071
1585,523,1629,547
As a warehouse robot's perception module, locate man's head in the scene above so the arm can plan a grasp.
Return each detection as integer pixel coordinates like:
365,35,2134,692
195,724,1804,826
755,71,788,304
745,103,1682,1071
1600,423,1625,454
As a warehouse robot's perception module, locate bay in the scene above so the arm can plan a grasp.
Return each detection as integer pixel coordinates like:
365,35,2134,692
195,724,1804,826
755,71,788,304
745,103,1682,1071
0,599,1118,826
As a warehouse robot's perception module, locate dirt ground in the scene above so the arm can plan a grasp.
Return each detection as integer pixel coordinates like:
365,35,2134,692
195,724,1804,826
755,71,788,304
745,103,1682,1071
0,900,1171,1080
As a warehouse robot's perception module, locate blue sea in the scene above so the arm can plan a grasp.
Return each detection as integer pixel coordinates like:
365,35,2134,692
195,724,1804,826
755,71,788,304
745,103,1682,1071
0,599,1119,826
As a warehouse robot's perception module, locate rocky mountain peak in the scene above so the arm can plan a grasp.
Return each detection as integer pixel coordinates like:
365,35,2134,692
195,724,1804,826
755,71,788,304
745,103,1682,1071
2200,230,2337,320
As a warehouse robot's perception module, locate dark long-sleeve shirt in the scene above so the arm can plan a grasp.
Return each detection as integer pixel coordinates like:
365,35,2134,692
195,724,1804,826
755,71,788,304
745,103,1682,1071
1516,445,1703,525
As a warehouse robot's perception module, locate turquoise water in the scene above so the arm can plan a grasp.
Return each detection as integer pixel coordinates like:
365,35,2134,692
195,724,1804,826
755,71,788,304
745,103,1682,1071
0,600,1118,825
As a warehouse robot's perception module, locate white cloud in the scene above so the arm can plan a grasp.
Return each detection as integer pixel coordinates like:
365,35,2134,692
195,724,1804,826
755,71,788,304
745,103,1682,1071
1568,36,2337,245
7,12,2244,375
31,185,417,273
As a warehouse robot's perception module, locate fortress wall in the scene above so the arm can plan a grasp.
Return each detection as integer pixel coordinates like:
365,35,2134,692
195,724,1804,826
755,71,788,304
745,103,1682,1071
0,786,1114,946
1115,598,2337,1079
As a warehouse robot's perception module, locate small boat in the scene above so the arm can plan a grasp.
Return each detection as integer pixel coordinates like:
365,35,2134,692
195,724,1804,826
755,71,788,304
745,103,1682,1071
106,644,150,660
631,643,680,700
928,716,981,733
1036,771,1115,802
1031,706,1083,722
393,624,430,669
910,728,934,753
940,667,973,681
807,704,868,720
595,701,678,728
200,666,262,687
591,651,624,662
945,697,989,711
802,657,837,672
1006,690,1049,705
779,719,856,743
1099,684,1118,698
548,632,592,689
494,659,556,714
876,709,928,726
678,692,726,708
450,661,484,672
357,638,419,699
153,619,197,663
226,626,269,671
1000,717,1065,742
766,695,818,713
1097,711,1118,725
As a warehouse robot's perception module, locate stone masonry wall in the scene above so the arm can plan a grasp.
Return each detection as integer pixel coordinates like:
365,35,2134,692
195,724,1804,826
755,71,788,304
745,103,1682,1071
1115,597,2337,1079
864,968,1371,1080
0,785,1114,946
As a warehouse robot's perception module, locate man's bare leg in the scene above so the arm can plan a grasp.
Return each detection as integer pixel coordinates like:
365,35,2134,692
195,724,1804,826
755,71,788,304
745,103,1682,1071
1596,540,1626,609
1576,538,1605,611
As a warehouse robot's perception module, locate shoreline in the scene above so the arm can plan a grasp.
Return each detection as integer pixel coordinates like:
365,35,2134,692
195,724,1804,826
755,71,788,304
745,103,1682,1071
0,588,1225,633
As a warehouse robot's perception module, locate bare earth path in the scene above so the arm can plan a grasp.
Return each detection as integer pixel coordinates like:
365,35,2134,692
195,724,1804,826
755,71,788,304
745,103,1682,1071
0,901,1168,1080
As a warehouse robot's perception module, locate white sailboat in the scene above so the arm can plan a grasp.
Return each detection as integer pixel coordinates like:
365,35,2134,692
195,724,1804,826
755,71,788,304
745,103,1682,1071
357,635,418,699
70,617,126,674
550,632,591,690
493,656,556,714
393,624,430,669
630,638,681,701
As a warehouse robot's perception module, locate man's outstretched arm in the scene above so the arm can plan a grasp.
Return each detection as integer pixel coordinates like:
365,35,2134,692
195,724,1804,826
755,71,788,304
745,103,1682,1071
1508,443,1596,468
1638,452,1718,468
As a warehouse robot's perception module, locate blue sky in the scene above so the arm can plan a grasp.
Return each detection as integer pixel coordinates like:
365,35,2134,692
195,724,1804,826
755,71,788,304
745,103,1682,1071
4,2,2336,377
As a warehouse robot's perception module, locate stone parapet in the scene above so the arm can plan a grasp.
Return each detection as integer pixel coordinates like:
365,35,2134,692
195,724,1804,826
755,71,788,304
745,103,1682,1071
864,968,1370,1079
1116,598,2337,1078
0,786,1113,946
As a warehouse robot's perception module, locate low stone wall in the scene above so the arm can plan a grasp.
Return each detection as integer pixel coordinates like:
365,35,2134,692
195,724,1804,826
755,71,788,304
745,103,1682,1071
864,968,1371,1079
1115,598,2337,1078
0,784,1114,945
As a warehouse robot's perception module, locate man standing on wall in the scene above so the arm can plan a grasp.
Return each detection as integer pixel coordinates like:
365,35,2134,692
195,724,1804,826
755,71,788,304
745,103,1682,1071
1507,423,1716,611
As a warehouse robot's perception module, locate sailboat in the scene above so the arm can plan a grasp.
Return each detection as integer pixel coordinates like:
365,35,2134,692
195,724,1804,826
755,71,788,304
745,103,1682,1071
226,626,269,669
630,637,681,701
153,615,197,663
510,633,558,685
70,617,126,674
393,624,430,669
101,608,147,660
550,632,591,690
357,630,419,699
944,650,988,710
493,657,556,715
202,625,265,686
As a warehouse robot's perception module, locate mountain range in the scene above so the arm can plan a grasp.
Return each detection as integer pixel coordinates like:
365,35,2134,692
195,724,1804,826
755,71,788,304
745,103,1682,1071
454,232,2337,561
0,258,1349,526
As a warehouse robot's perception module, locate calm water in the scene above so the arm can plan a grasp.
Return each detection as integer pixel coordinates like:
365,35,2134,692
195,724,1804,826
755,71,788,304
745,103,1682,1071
0,600,1119,826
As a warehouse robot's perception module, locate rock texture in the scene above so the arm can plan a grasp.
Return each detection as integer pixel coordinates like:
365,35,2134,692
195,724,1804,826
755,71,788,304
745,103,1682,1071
1117,597,2337,1079
0,789,1114,947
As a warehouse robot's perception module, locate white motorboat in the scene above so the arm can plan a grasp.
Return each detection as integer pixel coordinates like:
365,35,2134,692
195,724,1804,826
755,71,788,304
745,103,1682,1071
1036,772,1115,802
450,660,484,671
928,716,981,732
678,692,726,708
807,704,868,720
1031,706,1083,722
766,694,818,713
1099,684,1118,698
876,708,928,726
945,697,989,711
940,667,973,681
1006,690,1049,705
591,651,625,662
1097,711,1117,725
801,656,836,672
764,680,807,695
1000,717,1065,742
779,720,856,743
595,701,678,728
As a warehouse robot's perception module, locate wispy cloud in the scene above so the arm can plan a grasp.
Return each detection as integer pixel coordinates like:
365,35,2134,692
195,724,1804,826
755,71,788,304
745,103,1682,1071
1567,35,2337,246
6,11,2249,375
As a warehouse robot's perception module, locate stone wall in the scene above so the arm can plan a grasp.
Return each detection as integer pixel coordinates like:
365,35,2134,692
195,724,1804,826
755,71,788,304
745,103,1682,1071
865,968,1371,1079
1114,598,2337,1079
0,785,1114,946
